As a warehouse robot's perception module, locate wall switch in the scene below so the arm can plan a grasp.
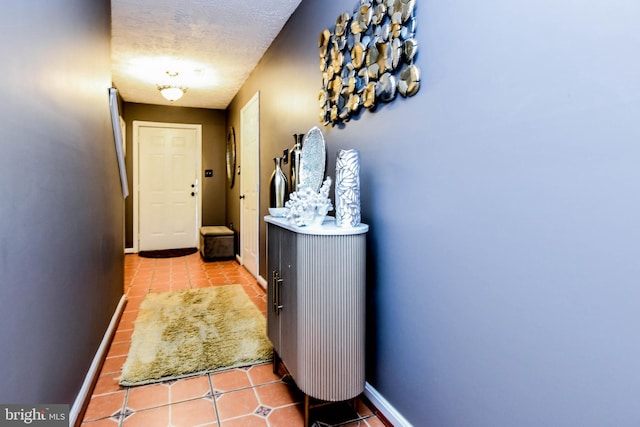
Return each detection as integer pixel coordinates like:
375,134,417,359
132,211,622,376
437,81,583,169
204,169,213,177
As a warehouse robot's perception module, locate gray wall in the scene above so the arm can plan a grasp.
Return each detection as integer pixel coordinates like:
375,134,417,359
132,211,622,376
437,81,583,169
227,0,640,425
122,103,227,248
0,0,123,405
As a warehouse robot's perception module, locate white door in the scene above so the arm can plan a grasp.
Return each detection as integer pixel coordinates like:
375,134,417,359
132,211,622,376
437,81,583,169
135,122,201,251
240,93,260,278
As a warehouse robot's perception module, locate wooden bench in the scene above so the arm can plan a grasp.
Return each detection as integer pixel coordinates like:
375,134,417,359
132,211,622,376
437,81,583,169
200,226,235,261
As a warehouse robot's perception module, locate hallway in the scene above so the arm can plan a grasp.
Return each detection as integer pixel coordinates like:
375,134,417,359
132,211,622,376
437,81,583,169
81,254,385,426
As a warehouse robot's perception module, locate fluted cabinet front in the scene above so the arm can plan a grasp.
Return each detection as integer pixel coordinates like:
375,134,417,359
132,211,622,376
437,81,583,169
265,216,368,402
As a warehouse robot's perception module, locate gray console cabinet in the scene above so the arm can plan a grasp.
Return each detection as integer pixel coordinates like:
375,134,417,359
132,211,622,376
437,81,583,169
265,216,368,407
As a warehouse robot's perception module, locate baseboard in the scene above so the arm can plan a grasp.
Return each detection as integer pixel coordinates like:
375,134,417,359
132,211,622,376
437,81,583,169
364,382,413,427
124,247,135,254
70,295,127,427
257,275,267,289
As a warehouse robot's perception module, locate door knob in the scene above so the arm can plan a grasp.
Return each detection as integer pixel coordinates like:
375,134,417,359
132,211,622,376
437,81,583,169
191,192,195,196
239,195,245,199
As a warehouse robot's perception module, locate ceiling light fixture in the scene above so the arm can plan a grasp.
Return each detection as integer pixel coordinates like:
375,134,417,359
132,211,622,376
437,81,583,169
157,71,187,102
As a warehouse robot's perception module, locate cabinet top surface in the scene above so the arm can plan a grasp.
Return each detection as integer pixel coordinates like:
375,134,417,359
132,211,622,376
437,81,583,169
264,216,369,235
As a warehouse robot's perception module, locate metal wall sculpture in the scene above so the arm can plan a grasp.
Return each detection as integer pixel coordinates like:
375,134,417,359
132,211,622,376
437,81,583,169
319,0,420,126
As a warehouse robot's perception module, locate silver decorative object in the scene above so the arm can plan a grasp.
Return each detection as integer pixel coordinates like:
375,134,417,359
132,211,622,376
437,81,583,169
269,156,288,209
335,149,361,227
299,126,326,193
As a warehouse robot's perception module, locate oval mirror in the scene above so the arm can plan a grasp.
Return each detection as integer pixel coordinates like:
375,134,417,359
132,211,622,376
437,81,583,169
226,127,236,188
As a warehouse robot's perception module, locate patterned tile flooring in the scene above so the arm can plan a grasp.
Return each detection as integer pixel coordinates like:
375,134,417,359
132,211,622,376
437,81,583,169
81,253,386,427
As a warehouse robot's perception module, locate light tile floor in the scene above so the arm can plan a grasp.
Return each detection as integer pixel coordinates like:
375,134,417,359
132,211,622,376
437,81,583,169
81,253,386,427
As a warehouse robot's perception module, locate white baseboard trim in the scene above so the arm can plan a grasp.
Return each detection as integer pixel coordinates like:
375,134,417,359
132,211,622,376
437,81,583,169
124,247,135,254
364,382,413,427
234,255,265,289
257,275,267,289
70,295,127,426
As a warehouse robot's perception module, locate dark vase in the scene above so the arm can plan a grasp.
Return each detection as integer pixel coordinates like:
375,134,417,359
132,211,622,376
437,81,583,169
269,157,289,208
289,133,304,193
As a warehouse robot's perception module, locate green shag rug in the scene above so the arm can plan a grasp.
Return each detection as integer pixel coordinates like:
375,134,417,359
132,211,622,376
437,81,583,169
119,285,272,386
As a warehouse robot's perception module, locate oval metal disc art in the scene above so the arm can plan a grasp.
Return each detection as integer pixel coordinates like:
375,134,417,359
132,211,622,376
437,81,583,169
362,82,376,109
377,73,397,103
351,43,366,69
335,12,350,37
319,28,331,52
319,0,421,126
404,38,418,62
318,89,327,108
372,4,387,25
398,63,420,97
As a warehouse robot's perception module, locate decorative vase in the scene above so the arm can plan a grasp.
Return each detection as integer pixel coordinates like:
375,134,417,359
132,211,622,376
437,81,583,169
335,149,361,227
269,157,289,208
289,133,303,193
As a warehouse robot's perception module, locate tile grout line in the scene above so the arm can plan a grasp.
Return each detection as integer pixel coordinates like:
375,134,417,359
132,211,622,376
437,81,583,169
117,388,129,427
207,373,221,425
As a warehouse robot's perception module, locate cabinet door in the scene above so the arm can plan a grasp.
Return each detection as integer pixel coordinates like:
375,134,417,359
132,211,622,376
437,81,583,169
278,227,298,377
266,223,281,352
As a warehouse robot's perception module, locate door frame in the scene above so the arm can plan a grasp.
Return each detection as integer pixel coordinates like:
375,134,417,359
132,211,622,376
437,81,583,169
132,121,203,253
239,92,260,279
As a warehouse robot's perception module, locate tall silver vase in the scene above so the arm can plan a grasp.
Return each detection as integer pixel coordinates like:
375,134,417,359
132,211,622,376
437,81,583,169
335,149,361,227
269,157,289,208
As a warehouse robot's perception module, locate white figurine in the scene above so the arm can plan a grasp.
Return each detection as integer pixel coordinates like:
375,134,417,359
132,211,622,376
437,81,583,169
285,177,333,226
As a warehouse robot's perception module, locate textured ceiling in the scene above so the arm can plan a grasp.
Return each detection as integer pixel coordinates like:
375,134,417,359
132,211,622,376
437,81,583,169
111,0,302,109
